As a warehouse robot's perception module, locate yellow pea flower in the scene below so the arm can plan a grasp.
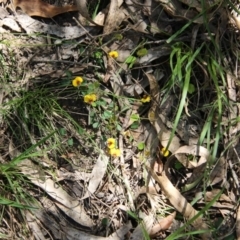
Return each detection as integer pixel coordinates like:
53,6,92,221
84,94,97,104
141,95,151,103
72,77,83,87
160,147,170,157
107,138,116,149
108,51,119,58
109,148,121,158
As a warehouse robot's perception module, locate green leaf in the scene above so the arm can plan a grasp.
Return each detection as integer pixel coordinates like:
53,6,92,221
114,33,123,40
101,218,110,227
93,81,100,89
97,100,107,106
137,142,145,150
92,122,99,128
78,127,84,134
87,83,97,92
103,110,112,119
188,83,196,94
130,114,140,122
174,161,183,170
65,70,73,78
0,197,36,209
109,102,114,108
59,128,66,136
90,111,95,117
67,138,73,146
130,122,139,129
94,51,102,59
136,48,148,57
117,124,122,131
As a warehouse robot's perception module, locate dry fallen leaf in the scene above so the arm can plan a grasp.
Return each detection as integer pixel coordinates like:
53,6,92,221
2,17,22,32
204,190,234,216
155,0,205,24
146,164,211,240
15,154,93,227
13,0,78,18
12,13,93,39
209,156,227,186
103,0,125,34
166,145,210,170
81,151,109,199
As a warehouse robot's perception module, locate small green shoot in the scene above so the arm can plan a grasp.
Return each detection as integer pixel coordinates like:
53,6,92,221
137,142,145,151
126,55,137,68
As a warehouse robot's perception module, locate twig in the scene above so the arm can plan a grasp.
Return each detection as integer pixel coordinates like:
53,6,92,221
31,60,101,68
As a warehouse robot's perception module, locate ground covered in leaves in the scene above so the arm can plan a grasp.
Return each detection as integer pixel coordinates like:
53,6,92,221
0,0,240,239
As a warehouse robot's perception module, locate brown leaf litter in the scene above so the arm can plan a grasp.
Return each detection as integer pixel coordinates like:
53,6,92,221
1,0,240,239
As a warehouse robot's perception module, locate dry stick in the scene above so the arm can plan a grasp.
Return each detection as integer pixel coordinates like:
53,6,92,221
105,59,135,210
228,159,240,192
236,206,240,240
119,134,135,210
224,62,240,240
118,100,135,210
31,60,101,68
73,17,95,39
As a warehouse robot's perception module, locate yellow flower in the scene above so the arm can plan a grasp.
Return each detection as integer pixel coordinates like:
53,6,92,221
84,94,97,104
109,148,121,157
141,95,151,103
107,138,116,149
160,147,170,157
108,51,119,58
72,77,83,87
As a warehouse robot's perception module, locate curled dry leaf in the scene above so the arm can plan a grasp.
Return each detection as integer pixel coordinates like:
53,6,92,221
150,212,176,238
165,145,210,170
164,145,210,191
13,0,78,18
